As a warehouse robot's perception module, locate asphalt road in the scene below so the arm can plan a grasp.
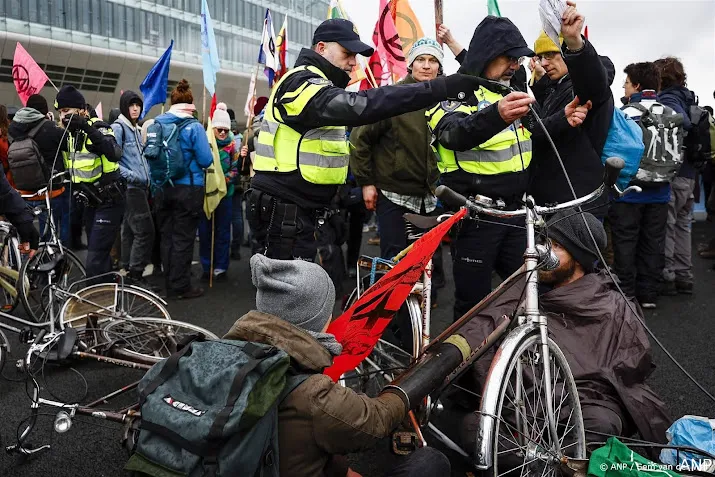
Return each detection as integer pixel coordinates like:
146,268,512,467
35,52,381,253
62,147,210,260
1,223,715,477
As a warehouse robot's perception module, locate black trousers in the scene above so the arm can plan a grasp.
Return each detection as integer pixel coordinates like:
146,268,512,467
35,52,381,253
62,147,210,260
608,201,668,300
246,189,319,261
345,201,367,267
84,199,125,278
154,185,204,294
452,216,525,321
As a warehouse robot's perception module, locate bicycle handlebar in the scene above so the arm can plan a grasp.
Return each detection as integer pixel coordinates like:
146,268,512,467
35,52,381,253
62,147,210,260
20,172,69,199
436,157,629,218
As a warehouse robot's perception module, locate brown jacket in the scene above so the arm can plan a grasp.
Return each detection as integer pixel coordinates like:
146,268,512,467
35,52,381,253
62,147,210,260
457,271,671,444
224,311,406,477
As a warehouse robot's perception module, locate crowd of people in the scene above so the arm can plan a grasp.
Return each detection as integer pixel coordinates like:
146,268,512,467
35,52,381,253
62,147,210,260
0,1,713,475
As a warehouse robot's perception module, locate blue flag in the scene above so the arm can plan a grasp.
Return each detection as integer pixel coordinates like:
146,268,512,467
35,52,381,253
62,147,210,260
201,0,221,95
139,40,173,120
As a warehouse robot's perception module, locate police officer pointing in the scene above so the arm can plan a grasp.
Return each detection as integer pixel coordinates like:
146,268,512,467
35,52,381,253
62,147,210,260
249,18,483,261
56,85,125,278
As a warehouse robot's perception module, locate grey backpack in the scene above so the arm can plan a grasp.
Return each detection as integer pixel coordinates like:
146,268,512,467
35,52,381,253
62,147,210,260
7,121,50,191
624,102,684,185
125,339,310,477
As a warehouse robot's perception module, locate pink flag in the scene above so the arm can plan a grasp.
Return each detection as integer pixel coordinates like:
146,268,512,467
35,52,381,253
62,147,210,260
95,102,103,120
372,0,407,79
12,43,49,106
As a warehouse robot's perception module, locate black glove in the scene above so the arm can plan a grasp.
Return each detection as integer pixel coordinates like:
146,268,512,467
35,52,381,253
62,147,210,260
15,222,40,250
433,74,483,101
66,115,89,132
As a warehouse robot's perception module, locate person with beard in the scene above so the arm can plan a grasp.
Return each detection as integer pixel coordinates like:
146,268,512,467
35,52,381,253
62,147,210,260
111,90,155,289
427,12,591,321
249,18,483,262
452,210,671,446
56,85,124,278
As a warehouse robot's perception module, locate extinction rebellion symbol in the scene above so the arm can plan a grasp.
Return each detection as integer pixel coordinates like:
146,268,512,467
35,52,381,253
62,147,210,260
12,64,38,96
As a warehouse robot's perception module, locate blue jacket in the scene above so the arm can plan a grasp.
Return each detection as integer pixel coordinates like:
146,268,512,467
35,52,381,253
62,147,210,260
153,111,213,187
618,91,671,204
112,115,150,189
657,86,696,180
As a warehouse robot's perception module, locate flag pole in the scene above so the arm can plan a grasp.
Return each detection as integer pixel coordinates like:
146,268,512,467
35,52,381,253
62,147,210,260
209,213,215,288
46,77,59,92
202,87,208,124
434,0,443,44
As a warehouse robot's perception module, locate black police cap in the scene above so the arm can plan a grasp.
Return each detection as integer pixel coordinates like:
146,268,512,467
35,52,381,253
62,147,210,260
312,19,374,57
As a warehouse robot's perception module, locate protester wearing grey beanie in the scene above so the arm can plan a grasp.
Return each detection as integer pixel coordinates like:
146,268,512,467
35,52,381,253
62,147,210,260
250,254,343,356
546,209,607,273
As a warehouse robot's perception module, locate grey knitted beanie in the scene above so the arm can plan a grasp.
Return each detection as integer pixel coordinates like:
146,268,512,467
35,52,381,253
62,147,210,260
250,254,335,333
547,209,607,272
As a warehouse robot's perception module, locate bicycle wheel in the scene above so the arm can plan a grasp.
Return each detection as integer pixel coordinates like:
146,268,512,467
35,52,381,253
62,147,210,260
19,244,86,322
0,223,21,312
491,334,586,477
60,283,171,330
340,278,421,397
101,317,218,361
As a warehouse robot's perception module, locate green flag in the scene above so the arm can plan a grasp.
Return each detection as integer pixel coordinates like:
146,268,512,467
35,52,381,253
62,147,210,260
487,0,501,16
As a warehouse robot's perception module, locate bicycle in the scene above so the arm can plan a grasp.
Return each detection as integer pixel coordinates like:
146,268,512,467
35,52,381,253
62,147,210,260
0,220,22,312
341,158,637,476
19,171,86,322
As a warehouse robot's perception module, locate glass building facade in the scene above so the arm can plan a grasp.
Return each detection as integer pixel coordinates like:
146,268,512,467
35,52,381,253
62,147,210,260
0,0,329,114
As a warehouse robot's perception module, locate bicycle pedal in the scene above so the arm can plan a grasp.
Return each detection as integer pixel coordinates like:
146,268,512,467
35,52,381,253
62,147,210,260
391,431,422,456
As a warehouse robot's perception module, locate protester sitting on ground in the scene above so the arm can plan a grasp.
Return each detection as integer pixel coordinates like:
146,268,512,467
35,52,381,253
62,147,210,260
111,90,155,289
198,103,238,281
451,210,672,445
152,79,213,299
223,254,451,477
6,95,70,244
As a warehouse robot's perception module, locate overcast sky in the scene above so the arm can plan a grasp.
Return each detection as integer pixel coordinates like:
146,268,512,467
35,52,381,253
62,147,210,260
343,0,715,108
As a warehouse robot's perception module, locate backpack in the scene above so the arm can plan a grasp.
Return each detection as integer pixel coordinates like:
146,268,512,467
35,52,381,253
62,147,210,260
125,339,310,477
684,104,712,168
144,118,197,189
600,108,644,191
624,102,684,185
7,121,50,191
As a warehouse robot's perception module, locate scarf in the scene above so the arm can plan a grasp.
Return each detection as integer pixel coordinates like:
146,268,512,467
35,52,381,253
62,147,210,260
307,331,343,357
168,103,197,118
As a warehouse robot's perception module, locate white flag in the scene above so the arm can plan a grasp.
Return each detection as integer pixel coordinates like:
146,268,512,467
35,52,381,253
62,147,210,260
244,66,258,117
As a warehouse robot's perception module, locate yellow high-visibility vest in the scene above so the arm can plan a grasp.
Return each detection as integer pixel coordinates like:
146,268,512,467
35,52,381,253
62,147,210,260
427,86,532,176
253,65,349,185
64,118,119,183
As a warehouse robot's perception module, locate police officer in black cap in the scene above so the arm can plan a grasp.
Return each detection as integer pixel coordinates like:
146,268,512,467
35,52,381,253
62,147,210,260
249,18,482,263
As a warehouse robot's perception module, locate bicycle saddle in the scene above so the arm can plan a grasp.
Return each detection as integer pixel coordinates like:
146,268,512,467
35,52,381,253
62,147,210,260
403,214,440,230
32,253,66,274
39,328,77,362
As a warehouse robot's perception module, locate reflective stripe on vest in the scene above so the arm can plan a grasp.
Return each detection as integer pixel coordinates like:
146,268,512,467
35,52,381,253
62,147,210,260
64,119,119,183
253,65,349,185
427,86,532,176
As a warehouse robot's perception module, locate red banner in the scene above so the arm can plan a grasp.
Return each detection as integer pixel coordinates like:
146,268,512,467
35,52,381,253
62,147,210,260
324,209,467,381
372,0,408,79
13,43,49,106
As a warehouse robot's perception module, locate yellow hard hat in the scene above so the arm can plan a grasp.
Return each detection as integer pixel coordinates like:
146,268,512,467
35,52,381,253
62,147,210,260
534,31,563,56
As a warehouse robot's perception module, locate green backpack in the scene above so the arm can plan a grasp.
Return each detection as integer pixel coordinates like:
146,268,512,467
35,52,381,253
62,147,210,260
125,340,309,477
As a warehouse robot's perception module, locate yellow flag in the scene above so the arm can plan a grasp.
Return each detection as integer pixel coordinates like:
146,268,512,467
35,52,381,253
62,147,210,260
393,0,425,57
203,117,227,219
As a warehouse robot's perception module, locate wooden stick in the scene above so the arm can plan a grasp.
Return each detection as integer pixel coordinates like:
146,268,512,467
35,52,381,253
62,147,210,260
434,0,444,44
209,212,215,288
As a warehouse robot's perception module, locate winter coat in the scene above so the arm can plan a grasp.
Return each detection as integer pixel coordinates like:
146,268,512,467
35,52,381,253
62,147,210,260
456,271,672,444
528,40,614,213
349,74,440,197
112,114,149,189
223,311,406,477
153,107,213,187
657,86,696,180
216,133,239,197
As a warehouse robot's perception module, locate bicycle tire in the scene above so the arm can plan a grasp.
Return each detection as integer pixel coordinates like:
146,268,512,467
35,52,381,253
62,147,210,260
0,224,21,312
100,317,219,362
491,334,586,477
340,280,421,397
60,283,171,331
0,327,8,374
19,244,86,322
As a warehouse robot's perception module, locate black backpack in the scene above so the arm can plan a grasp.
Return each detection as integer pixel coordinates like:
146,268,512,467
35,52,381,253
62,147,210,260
7,121,50,191
684,103,712,169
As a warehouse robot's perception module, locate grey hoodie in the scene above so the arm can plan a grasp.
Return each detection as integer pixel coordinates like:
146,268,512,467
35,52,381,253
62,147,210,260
111,114,149,189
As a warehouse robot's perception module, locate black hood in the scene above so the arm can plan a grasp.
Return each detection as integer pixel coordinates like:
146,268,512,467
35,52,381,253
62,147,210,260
600,55,615,86
108,108,121,124
659,86,695,108
459,16,534,78
295,48,351,89
119,90,143,123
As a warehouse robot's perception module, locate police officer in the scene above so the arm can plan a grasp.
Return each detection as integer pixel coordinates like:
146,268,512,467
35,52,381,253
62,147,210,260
56,85,124,278
249,18,482,261
428,17,590,320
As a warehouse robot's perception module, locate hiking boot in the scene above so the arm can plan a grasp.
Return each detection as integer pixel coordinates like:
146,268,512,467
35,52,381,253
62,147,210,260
174,287,204,300
675,280,693,294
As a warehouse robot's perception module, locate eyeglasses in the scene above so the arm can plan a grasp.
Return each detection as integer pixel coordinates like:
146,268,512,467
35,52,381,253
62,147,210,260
215,128,229,134
506,56,526,66
536,52,559,61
